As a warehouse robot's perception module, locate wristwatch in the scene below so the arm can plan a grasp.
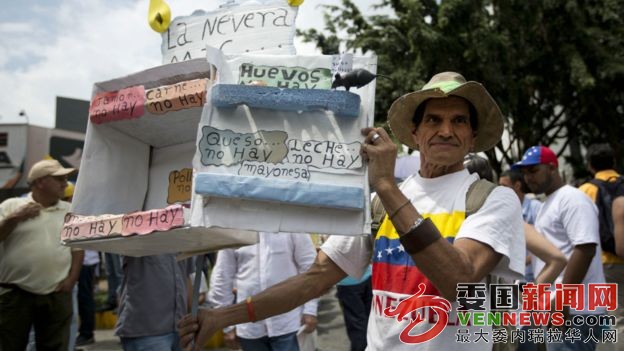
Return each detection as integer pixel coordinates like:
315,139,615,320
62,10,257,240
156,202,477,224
399,216,425,236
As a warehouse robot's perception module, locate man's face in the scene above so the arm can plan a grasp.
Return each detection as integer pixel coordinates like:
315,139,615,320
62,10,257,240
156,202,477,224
412,96,475,171
520,164,552,194
37,175,68,200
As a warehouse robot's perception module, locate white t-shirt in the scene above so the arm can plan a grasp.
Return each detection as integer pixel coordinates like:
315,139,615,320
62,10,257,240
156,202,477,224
533,185,606,315
322,169,525,351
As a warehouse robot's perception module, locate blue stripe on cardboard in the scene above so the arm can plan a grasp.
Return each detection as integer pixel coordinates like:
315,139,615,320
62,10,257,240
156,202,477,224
195,173,364,210
211,84,361,118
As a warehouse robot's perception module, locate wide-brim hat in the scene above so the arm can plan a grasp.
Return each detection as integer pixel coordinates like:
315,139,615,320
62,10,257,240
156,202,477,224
388,72,504,152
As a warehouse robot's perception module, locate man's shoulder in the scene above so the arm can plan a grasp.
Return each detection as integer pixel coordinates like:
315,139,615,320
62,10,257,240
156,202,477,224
554,186,597,211
0,196,29,210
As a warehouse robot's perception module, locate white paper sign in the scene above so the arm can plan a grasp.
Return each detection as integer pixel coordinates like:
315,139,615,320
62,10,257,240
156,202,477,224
161,1,297,64
192,53,377,236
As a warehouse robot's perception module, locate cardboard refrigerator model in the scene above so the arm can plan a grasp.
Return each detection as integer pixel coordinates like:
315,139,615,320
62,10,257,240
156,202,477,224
191,48,377,236
64,59,256,257
62,0,377,257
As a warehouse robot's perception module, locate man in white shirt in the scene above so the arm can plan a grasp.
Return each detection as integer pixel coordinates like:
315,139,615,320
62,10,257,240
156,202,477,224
179,72,525,351
513,145,607,350
208,232,318,350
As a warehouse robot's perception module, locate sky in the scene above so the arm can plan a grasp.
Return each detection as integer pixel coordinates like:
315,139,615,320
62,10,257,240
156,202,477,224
0,0,381,127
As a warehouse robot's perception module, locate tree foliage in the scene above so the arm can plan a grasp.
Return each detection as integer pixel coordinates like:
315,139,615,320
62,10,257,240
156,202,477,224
298,0,624,175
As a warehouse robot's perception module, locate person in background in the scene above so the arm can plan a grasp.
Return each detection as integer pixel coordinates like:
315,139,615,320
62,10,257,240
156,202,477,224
335,265,372,351
208,232,318,351
76,250,100,346
578,143,624,350
115,254,195,351
0,159,83,350
99,252,122,312
62,182,101,350
514,145,606,351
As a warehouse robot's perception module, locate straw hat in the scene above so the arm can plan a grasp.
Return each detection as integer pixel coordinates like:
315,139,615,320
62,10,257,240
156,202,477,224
388,72,503,152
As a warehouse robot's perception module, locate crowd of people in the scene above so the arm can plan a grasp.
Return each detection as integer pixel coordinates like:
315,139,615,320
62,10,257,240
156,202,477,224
1,71,622,351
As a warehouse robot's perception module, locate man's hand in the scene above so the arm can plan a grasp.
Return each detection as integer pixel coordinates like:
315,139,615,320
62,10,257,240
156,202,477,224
360,127,397,191
54,277,75,293
8,203,42,223
0,202,43,243
179,308,217,351
223,329,240,350
301,314,318,333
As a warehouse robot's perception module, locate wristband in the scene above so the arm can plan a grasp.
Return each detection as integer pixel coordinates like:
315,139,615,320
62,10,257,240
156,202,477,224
246,296,257,322
399,217,441,254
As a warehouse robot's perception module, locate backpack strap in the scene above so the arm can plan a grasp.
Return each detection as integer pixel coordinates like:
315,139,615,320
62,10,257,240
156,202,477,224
465,178,497,218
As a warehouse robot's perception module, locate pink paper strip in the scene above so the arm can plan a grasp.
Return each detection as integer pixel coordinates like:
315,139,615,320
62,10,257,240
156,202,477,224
89,86,146,124
60,205,185,242
121,204,185,236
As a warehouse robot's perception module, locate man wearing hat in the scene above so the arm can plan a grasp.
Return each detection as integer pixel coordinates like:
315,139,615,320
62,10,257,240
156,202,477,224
513,146,607,350
0,159,83,350
178,72,525,350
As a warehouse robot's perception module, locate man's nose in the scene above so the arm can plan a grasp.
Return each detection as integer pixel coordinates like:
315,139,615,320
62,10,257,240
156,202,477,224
437,120,453,137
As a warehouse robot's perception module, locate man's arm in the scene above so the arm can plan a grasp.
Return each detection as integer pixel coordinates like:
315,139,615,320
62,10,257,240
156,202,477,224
0,202,42,243
525,223,567,284
179,251,346,351
55,250,84,292
613,197,624,258
561,244,595,285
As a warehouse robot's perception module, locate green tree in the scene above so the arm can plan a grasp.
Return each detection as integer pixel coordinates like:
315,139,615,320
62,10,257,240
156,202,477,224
298,0,624,175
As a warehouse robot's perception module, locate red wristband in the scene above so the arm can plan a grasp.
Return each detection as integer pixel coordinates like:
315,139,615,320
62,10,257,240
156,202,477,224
246,296,257,322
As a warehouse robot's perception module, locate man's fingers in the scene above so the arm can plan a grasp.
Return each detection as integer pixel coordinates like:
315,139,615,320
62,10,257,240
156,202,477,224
177,315,199,338
180,334,195,350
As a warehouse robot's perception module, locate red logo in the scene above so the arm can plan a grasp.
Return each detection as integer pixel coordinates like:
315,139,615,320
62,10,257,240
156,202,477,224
383,283,452,344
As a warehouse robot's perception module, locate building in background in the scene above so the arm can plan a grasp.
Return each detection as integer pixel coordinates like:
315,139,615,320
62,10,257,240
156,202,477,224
0,97,88,200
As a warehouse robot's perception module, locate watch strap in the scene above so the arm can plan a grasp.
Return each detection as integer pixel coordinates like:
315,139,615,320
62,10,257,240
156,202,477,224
399,217,441,255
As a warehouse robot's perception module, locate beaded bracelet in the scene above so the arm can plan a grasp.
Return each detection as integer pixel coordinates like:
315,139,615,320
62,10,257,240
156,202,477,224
246,296,257,322
389,199,411,220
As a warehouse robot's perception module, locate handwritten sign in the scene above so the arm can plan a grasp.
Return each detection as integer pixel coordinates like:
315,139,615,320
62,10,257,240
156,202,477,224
89,86,146,124
161,3,297,63
286,140,362,169
146,79,207,114
61,214,124,241
238,63,331,89
198,127,288,166
61,205,185,241
121,205,185,236
239,161,310,180
168,168,192,204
